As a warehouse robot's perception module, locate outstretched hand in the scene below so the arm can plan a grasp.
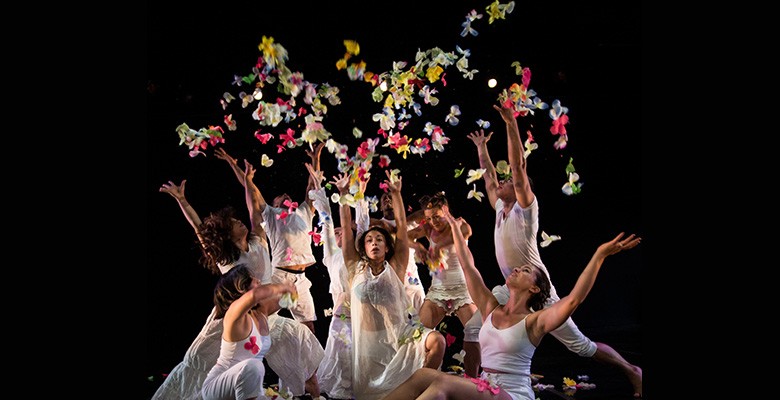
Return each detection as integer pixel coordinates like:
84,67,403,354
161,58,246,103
243,159,256,182
306,142,325,163
331,172,350,194
160,179,186,201
305,163,324,185
214,147,238,166
493,103,517,123
467,129,493,147
384,170,402,193
442,205,465,232
598,232,641,257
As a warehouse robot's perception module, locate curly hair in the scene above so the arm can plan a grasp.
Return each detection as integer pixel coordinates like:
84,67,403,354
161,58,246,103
213,264,254,319
197,206,243,275
529,266,552,312
357,226,395,263
418,191,448,210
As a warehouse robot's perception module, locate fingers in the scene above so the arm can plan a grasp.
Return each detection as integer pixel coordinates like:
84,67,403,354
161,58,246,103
614,234,641,250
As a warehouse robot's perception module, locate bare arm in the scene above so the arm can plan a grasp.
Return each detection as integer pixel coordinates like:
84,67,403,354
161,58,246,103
159,179,205,244
215,147,246,186
467,129,499,209
533,232,642,337
442,206,498,319
242,159,266,237
406,208,426,226
385,171,410,281
429,217,472,251
216,147,268,210
304,142,325,211
334,173,359,279
494,104,533,208
223,281,297,341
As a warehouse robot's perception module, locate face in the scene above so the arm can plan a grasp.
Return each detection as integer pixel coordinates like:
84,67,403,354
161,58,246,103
496,177,517,201
334,227,344,248
273,193,292,208
423,207,446,232
380,194,394,219
506,264,539,291
363,230,388,260
229,218,248,242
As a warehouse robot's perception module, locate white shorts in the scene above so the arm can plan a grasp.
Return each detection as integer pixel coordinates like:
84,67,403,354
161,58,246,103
272,268,317,322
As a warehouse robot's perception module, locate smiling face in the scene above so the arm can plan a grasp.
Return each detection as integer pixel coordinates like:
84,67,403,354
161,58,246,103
423,207,446,232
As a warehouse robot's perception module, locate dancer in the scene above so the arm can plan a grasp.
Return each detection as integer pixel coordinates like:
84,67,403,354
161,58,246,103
216,145,323,335
366,192,426,311
380,209,641,400
408,192,481,377
334,169,446,400
201,265,296,400
155,158,323,399
306,163,357,400
466,103,642,397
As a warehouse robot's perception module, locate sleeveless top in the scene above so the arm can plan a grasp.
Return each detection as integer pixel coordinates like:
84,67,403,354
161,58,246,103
207,316,272,380
479,311,535,375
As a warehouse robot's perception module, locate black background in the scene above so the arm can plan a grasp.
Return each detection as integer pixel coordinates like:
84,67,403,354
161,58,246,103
147,0,643,396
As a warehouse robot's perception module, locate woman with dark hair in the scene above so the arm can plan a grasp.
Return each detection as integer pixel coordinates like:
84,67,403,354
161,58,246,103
155,157,324,400
334,169,446,400
202,265,296,400
380,208,641,400
467,104,642,397
408,191,482,377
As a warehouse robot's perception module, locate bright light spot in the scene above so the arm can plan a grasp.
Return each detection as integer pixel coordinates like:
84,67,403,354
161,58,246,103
379,81,388,92
253,88,263,100
488,79,497,88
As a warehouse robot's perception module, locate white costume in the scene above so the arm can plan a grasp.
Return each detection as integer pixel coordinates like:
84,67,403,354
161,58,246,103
350,260,434,400
310,187,353,399
492,197,596,357
424,236,473,314
201,318,271,400
153,233,324,399
477,312,536,400
379,218,426,311
263,205,317,323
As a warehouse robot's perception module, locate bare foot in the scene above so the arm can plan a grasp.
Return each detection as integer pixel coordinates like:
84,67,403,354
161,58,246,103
629,365,642,398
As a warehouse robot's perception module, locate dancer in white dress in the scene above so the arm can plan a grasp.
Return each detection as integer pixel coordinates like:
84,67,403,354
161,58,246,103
334,169,446,400
367,192,426,311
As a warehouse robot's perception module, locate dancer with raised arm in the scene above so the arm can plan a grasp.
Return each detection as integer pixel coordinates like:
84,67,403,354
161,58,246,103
380,207,640,400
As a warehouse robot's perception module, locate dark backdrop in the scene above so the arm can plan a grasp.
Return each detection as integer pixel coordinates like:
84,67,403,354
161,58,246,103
147,0,642,394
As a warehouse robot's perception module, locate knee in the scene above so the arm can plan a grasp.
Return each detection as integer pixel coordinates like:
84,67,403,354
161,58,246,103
427,330,446,353
239,359,265,379
462,312,482,342
566,339,597,357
